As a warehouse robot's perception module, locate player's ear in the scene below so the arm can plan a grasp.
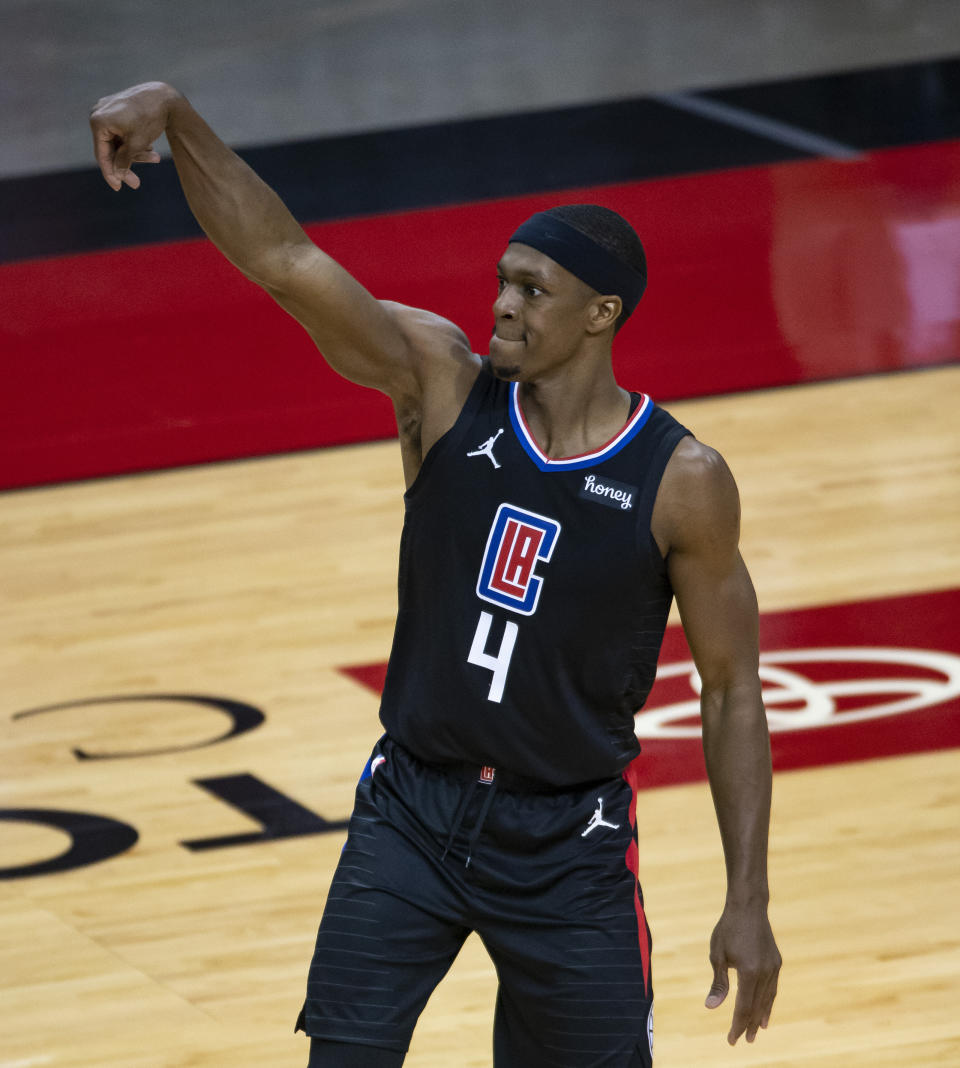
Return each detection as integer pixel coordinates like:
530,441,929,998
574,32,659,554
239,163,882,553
586,296,622,335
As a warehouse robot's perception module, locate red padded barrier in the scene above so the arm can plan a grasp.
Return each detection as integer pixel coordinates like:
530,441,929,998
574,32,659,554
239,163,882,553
3,141,959,489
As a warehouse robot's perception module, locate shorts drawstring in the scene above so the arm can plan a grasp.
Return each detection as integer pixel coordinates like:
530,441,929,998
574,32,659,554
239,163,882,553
465,778,497,869
441,772,498,868
441,779,477,862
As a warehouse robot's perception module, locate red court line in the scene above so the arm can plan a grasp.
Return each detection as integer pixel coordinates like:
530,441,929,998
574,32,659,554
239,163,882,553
3,141,959,489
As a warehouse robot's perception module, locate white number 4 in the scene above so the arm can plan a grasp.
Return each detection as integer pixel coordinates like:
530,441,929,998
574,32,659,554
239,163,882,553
468,611,518,703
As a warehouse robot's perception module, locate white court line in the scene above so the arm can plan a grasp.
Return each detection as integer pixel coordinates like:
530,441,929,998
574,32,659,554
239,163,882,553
0,1058,54,1067
657,92,864,160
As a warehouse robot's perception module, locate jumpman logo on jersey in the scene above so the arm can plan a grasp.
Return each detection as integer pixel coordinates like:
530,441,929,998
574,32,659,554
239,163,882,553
467,428,504,469
581,797,621,838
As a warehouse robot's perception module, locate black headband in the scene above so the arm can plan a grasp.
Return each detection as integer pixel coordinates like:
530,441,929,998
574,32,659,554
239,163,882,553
508,212,647,319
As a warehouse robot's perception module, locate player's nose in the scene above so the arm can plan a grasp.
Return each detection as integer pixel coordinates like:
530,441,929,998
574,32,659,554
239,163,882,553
493,284,519,319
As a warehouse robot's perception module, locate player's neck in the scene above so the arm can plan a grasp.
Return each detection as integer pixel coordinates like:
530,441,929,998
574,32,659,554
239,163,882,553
516,367,631,461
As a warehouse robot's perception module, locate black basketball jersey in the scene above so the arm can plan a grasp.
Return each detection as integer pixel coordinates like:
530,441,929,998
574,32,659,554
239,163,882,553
378,367,691,787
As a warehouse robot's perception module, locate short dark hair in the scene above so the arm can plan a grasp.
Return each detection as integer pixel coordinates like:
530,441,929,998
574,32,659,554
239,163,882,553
543,204,647,330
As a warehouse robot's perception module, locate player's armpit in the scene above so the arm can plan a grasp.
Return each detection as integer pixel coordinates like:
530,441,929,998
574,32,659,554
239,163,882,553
376,302,483,474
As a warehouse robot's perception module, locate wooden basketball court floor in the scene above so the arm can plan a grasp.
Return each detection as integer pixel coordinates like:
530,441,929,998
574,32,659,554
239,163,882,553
3,364,960,1066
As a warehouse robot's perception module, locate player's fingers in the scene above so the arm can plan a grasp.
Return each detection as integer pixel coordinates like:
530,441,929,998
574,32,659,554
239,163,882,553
91,124,124,191
739,967,780,1044
726,970,759,1045
113,141,160,189
704,956,729,1010
119,149,161,189
759,967,780,1029
92,120,159,191
111,144,136,189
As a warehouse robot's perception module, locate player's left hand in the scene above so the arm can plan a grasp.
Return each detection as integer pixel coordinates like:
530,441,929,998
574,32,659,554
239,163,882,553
704,903,781,1045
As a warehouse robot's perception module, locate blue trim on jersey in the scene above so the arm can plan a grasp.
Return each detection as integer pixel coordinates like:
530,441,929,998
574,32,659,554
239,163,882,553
508,383,654,471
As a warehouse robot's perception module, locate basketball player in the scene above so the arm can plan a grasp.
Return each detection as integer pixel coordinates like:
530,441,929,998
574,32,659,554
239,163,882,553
90,82,781,1067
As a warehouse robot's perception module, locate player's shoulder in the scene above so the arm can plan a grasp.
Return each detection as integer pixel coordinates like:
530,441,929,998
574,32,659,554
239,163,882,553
655,436,741,552
664,436,734,492
380,301,474,360
382,300,483,396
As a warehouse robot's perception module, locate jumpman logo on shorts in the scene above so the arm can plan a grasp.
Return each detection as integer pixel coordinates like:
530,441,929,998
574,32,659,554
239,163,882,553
467,428,504,469
581,796,621,837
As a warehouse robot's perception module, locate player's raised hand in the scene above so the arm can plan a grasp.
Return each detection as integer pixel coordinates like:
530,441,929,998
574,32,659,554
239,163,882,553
89,82,179,191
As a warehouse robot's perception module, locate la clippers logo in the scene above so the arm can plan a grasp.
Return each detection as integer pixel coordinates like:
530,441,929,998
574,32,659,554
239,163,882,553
476,504,561,616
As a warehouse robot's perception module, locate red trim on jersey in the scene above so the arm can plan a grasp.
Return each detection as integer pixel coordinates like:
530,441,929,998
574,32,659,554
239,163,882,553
622,754,651,994
512,386,652,464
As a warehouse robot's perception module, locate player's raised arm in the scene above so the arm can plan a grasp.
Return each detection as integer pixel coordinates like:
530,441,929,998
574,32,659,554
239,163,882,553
89,82,428,400
654,438,782,1047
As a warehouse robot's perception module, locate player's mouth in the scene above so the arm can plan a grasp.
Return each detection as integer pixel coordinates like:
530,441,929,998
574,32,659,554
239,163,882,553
488,331,524,378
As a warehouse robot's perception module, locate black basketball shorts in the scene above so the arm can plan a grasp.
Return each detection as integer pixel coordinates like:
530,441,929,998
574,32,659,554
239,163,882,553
297,735,654,1067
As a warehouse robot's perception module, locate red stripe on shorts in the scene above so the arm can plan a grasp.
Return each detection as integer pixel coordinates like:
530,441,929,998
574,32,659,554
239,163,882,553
622,754,651,994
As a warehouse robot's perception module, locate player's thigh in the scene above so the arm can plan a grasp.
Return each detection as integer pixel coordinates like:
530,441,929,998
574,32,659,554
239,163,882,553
304,877,469,1037
482,900,653,1066
300,775,471,1051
